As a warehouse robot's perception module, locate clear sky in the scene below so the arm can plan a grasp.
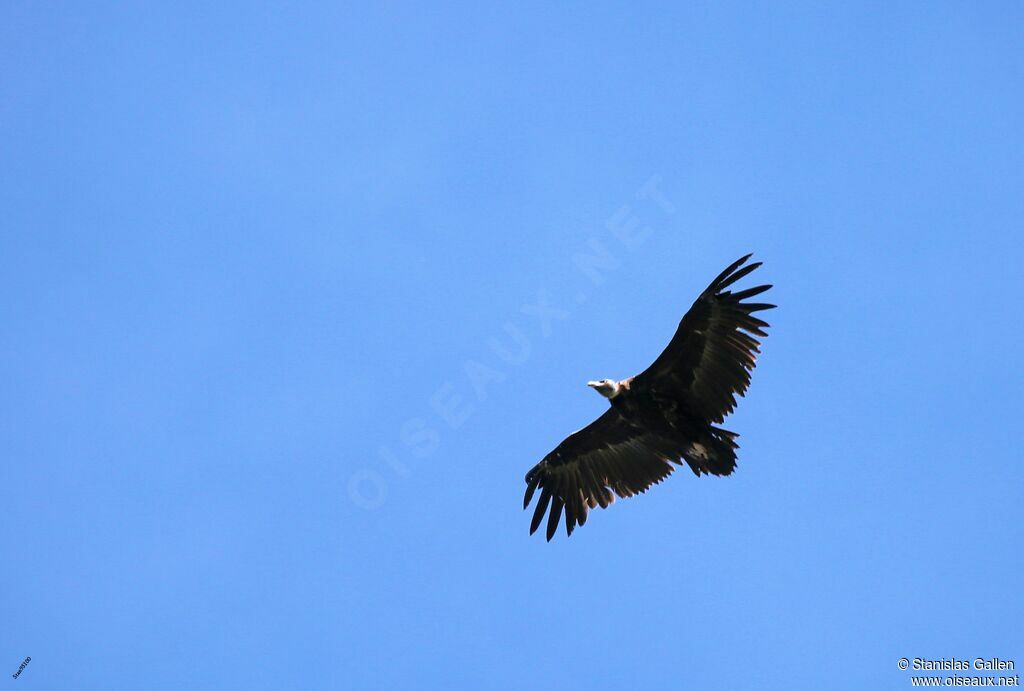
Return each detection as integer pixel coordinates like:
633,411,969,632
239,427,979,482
2,3,1022,690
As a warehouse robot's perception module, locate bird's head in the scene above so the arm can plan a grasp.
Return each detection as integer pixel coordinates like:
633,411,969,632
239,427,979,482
587,379,621,399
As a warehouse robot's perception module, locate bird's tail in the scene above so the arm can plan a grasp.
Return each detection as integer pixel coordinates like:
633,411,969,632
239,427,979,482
682,426,739,477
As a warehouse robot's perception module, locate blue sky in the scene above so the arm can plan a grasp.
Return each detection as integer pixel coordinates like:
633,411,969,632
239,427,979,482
2,3,1022,689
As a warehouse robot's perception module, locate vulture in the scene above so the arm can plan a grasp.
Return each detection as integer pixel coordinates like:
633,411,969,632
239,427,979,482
523,254,774,540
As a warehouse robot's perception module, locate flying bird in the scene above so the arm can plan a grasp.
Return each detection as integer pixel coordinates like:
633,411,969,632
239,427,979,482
523,253,774,540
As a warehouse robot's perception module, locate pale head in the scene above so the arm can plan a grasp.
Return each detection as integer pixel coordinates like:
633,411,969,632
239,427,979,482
587,379,621,399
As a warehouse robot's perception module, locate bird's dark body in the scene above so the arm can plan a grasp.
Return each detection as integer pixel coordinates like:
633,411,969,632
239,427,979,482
522,254,774,540
610,379,693,441
609,378,734,477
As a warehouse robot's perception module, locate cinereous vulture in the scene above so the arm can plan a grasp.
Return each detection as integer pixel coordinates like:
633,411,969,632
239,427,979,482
523,254,774,540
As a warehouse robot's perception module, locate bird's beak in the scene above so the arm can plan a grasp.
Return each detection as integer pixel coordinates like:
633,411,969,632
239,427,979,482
587,381,600,388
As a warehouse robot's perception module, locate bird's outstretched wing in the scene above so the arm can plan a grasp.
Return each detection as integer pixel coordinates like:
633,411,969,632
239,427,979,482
632,253,775,423
523,409,690,541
